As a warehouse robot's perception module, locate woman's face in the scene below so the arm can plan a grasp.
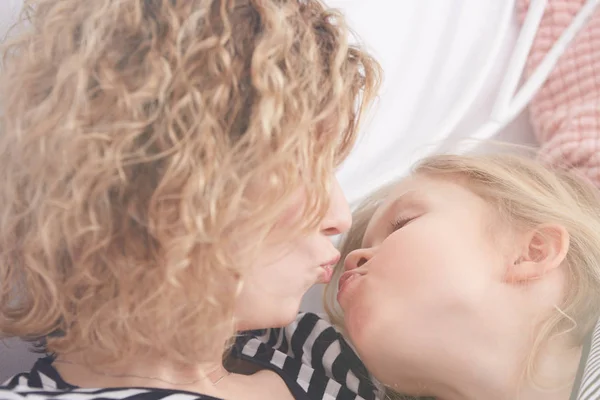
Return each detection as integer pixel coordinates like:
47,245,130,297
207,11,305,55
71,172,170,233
338,175,521,389
234,177,351,330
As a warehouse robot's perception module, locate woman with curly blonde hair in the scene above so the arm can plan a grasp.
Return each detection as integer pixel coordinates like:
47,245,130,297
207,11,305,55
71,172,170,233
0,0,380,399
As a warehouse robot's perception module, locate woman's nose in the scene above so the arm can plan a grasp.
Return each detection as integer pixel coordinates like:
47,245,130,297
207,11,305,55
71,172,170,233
320,177,352,236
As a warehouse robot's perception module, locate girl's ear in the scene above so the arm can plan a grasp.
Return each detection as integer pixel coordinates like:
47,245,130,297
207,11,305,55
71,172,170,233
504,224,569,283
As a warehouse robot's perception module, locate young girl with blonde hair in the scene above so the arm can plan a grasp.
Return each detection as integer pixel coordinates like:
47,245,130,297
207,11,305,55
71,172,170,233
322,152,600,400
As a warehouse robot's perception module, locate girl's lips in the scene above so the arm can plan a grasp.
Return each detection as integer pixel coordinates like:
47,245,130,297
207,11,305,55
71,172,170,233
337,271,361,299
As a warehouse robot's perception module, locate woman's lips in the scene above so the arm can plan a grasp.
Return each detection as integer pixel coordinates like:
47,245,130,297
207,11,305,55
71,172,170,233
321,254,341,268
318,265,334,284
317,254,340,284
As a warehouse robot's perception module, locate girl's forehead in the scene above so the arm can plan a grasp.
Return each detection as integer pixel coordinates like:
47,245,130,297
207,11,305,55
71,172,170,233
373,175,436,213
364,176,479,238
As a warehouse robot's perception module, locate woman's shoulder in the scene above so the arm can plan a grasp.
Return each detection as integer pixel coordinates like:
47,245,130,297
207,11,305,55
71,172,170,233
0,387,220,400
0,387,221,400
0,357,222,400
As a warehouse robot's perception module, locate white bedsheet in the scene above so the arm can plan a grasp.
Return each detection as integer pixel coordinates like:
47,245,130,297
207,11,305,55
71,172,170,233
330,0,537,207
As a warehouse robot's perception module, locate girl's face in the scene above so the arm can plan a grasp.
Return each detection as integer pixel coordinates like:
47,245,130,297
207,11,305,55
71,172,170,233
338,175,529,390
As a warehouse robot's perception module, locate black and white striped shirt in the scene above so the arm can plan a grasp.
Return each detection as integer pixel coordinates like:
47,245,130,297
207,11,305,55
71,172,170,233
4,313,600,399
0,313,383,400
572,317,600,400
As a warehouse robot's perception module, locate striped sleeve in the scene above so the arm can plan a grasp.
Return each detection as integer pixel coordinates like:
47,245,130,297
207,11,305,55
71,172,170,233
236,312,384,400
575,317,600,400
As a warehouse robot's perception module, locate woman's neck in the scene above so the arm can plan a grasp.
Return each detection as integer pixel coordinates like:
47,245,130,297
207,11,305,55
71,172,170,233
54,351,230,396
54,350,295,400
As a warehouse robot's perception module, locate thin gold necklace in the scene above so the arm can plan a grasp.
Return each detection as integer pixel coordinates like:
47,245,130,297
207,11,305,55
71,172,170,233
53,359,232,387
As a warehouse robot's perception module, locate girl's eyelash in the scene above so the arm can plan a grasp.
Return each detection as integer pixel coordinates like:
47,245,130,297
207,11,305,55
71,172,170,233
390,217,413,231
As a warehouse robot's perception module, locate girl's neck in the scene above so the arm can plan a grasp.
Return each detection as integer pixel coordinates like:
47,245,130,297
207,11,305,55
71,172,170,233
429,336,582,400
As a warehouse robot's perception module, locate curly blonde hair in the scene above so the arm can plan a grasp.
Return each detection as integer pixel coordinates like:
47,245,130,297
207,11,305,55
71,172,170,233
0,0,380,366
325,153,600,398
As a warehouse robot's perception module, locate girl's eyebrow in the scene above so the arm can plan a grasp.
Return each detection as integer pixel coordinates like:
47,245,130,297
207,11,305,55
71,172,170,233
387,189,421,213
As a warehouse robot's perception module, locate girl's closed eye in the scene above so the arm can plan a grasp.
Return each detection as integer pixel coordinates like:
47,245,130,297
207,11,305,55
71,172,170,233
390,216,416,232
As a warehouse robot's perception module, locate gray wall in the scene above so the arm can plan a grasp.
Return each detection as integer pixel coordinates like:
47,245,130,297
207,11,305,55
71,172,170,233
0,339,37,382
0,0,38,383
1,0,21,40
